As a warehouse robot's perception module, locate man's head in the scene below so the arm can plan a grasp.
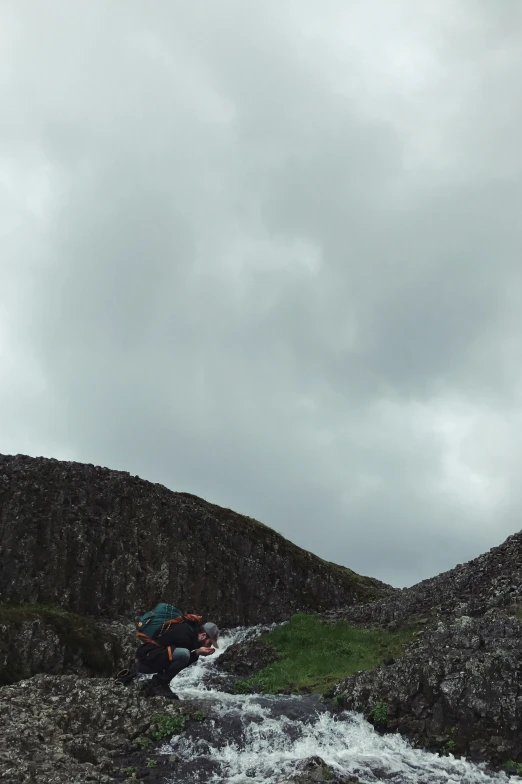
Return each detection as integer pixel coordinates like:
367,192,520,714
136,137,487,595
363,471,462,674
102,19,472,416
198,621,219,648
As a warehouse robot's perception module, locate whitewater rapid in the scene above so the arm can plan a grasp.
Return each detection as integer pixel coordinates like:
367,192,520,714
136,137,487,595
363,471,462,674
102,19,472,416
157,626,521,784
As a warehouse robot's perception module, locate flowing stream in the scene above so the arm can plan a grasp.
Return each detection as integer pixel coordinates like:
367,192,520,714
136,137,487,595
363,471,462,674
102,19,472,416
155,626,521,784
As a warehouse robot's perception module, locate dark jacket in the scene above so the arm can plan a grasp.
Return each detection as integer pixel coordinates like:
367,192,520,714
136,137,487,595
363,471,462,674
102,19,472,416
137,621,200,665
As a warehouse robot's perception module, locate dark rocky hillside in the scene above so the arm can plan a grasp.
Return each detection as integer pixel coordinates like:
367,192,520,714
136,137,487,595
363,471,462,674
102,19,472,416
0,454,391,626
324,528,522,627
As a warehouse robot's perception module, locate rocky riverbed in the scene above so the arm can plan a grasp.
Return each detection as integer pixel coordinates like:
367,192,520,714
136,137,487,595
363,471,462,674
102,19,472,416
5,626,521,784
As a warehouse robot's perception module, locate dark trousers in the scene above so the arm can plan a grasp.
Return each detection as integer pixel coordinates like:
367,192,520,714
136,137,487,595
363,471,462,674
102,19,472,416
136,645,191,685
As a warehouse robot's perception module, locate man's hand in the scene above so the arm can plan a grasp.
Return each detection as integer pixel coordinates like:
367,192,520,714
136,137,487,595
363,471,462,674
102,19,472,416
196,647,215,656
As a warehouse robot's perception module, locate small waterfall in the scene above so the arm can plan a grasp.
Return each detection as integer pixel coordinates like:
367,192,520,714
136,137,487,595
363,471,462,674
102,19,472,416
157,627,520,784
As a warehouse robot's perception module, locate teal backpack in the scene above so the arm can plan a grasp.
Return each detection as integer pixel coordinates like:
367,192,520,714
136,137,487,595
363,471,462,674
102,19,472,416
136,602,202,644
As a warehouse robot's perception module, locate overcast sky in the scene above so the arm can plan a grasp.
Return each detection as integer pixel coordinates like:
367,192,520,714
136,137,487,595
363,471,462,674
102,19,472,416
1,1,522,588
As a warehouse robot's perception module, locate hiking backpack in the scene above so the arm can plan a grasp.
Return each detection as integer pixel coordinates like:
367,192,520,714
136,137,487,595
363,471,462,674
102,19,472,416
136,602,202,645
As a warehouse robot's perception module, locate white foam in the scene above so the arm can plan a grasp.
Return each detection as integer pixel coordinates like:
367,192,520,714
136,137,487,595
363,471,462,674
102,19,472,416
171,624,276,696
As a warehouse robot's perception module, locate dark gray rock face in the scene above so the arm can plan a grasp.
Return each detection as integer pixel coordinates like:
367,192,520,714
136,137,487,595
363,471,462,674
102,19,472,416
333,611,522,765
0,606,125,685
0,454,391,625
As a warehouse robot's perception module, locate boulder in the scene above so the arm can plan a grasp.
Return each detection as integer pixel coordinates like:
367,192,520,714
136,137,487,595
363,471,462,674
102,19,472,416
217,637,278,677
333,611,522,765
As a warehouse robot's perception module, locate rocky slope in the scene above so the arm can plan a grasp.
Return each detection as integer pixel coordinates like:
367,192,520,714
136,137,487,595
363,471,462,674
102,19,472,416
322,531,522,766
323,529,522,627
0,674,209,783
0,454,391,626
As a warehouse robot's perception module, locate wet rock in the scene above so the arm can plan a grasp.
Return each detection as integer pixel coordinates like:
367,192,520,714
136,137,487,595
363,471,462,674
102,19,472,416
96,619,137,670
289,757,360,783
217,637,278,676
0,454,392,626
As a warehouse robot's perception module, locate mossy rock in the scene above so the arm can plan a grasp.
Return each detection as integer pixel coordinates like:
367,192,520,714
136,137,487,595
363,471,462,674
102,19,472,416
0,603,124,685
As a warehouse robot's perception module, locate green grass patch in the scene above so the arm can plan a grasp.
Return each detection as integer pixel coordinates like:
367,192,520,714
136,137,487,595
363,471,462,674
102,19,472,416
234,613,415,695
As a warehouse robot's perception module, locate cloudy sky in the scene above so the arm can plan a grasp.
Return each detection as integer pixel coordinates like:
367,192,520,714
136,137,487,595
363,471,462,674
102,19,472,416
1,1,522,588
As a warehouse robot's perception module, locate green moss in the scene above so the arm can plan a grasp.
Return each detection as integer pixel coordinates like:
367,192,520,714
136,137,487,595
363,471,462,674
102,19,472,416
149,714,186,740
508,606,522,621
0,602,122,685
234,613,416,695
503,760,522,775
370,701,388,724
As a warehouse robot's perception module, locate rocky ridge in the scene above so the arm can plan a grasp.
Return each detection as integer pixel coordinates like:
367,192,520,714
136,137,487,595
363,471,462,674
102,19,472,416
324,530,522,766
326,530,522,764
0,454,391,626
323,529,522,627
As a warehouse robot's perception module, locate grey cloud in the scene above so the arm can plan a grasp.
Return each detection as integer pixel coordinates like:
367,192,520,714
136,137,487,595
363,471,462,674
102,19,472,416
1,0,522,588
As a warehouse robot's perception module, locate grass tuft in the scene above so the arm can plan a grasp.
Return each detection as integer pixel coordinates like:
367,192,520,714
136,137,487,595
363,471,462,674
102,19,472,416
503,760,522,775
370,701,388,724
149,714,186,741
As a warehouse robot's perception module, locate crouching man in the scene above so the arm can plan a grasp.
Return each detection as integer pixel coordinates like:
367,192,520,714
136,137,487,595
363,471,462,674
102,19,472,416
136,620,219,699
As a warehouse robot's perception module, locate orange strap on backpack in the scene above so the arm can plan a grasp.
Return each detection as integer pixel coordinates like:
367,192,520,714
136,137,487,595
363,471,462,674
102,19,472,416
136,632,161,646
